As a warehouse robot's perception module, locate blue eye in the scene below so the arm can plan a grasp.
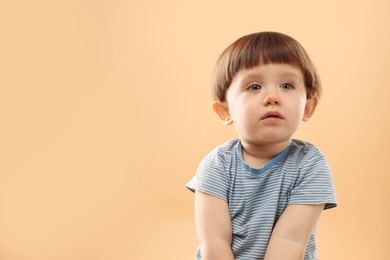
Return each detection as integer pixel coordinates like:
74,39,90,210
280,82,294,90
248,84,262,91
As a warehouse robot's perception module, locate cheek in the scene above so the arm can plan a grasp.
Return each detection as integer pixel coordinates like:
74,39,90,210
233,107,257,134
295,105,308,123
230,101,253,121
292,96,307,115
297,104,306,117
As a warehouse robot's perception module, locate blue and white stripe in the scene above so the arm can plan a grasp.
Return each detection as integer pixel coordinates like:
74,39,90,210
187,139,337,260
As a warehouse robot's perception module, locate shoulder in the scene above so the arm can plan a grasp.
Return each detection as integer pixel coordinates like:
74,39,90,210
190,140,239,200
288,140,337,210
216,138,240,155
286,139,328,170
202,139,239,164
287,139,333,180
290,139,323,160
196,139,240,180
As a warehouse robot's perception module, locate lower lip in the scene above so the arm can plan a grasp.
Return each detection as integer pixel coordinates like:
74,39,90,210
262,117,282,122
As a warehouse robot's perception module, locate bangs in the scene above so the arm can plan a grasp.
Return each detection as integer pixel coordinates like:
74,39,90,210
228,32,305,71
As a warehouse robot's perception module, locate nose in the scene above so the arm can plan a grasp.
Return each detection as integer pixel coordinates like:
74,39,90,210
263,91,279,106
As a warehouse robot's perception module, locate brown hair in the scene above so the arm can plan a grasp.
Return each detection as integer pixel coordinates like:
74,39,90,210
212,32,321,102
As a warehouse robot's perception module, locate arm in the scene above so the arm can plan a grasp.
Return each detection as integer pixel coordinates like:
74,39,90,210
195,190,234,260
264,204,325,260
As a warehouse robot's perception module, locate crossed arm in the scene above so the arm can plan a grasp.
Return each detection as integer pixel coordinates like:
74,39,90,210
195,190,325,260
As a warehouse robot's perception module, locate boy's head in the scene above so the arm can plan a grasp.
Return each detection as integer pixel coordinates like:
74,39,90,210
212,32,321,102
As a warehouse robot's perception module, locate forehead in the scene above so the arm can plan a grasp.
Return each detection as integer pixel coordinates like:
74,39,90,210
233,63,304,82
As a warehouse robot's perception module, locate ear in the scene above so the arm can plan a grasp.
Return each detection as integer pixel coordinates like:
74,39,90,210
302,96,318,122
212,101,233,125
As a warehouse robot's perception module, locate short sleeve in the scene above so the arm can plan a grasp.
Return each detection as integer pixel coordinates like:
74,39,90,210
186,148,230,202
289,149,337,210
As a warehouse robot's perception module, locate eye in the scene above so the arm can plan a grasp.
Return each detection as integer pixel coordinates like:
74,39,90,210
280,82,294,90
248,83,262,91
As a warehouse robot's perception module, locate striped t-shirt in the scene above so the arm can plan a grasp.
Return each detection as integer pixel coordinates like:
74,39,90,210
187,139,337,260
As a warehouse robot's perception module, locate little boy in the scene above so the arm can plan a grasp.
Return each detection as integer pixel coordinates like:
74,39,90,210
186,32,337,260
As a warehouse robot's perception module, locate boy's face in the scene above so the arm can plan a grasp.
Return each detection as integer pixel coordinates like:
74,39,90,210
215,63,317,146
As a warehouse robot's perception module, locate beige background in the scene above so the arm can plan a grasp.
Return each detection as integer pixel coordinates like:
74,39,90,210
0,0,389,259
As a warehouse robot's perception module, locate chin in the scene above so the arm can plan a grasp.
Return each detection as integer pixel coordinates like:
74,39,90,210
240,131,294,145
245,137,292,146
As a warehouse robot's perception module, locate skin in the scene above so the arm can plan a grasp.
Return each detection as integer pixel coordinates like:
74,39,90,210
195,63,324,259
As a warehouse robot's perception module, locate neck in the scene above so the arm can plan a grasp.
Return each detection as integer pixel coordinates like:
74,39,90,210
241,139,292,169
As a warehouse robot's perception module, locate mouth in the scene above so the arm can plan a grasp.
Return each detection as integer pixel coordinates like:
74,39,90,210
261,111,283,120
